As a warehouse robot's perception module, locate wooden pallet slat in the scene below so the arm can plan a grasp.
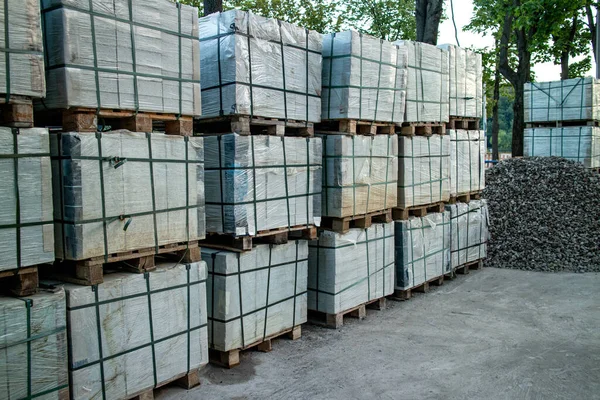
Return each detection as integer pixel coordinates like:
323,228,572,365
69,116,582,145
128,368,200,400
392,202,446,221
389,275,444,301
0,266,40,297
195,115,314,137
449,190,483,204
308,297,387,329
400,122,446,136
0,95,34,128
200,225,317,252
447,117,481,131
316,119,396,136
320,209,392,234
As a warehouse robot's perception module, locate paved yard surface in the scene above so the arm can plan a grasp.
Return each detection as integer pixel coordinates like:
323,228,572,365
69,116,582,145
157,268,600,400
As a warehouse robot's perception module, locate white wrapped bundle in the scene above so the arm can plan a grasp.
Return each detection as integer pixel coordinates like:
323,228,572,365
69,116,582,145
204,134,322,236
395,40,449,123
199,10,322,122
65,261,208,400
0,0,45,99
446,200,489,269
438,44,483,118
41,0,200,115
524,78,600,123
51,130,205,260
394,212,451,290
321,134,397,217
0,289,68,400
204,241,307,352
524,126,600,168
308,223,394,314
449,129,485,196
0,127,54,271
321,31,407,123
397,135,450,208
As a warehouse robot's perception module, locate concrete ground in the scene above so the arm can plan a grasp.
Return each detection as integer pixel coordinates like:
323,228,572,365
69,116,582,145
157,268,600,400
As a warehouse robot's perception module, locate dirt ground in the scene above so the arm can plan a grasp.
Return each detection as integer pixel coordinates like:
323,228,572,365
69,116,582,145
157,267,600,400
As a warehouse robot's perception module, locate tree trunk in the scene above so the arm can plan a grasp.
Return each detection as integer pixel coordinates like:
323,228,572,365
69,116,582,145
512,82,525,157
492,61,500,161
586,5,596,62
203,0,222,15
560,14,578,80
415,0,443,44
560,51,570,80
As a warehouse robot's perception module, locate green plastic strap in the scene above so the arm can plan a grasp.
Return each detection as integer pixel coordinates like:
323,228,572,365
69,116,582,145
12,130,21,268
323,136,329,216
314,236,321,311
92,287,107,399
206,191,321,207
372,39,384,121
95,133,110,262
25,298,31,398
87,0,102,114
146,133,159,254
216,12,223,115
216,136,226,232
305,138,311,228
246,15,254,118
236,254,246,347
56,134,68,259
383,136,390,209
352,136,356,216
359,34,363,119
365,136,374,214
127,0,139,113
326,33,335,120
210,252,217,347
382,224,386,295
292,240,299,327
184,136,190,244
411,137,415,206
281,137,292,229
420,220,426,281
417,44,425,122
250,136,258,235
177,3,183,118
278,21,288,121
262,244,273,341
365,229,371,300
468,131,473,192
186,264,191,372
209,292,307,324
309,262,394,297
391,46,400,122
427,138,433,201
307,233,395,250
305,29,310,124
439,48,443,122
144,273,158,388
3,0,10,101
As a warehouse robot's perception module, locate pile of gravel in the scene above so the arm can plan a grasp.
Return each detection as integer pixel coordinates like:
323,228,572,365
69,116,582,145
483,157,600,272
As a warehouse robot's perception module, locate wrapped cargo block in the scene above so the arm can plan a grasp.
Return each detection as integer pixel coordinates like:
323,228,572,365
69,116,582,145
397,134,450,208
0,289,68,399
308,222,394,315
0,0,45,99
41,0,200,115
0,127,54,271
394,212,451,291
449,129,485,196
524,126,600,168
321,134,398,217
65,261,209,400
204,134,321,236
204,241,308,352
51,130,205,261
395,40,449,123
438,44,483,119
321,31,408,123
199,10,322,122
524,78,600,123
446,200,489,269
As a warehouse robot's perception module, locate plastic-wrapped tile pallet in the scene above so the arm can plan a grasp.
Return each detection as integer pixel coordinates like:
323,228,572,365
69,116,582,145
524,78,600,168
308,222,394,328
63,261,209,399
319,31,408,134
39,0,201,134
446,200,489,273
203,241,307,368
51,130,205,284
449,129,486,199
198,10,322,135
393,212,450,299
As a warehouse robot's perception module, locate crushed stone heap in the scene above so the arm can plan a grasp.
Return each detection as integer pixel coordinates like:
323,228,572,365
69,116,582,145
483,157,600,272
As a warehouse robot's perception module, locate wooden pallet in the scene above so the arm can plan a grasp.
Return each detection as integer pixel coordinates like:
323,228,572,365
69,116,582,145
308,297,386,329
389,275,444,301
209,325,302,369
320,209,392,234
449,191,483,204
0,95,34,128
36,108,194,135
50,241,201,286
447,117,480,130
525,120,600,129
454,259,484,276
0,266,40,296
315,119,395,135
200,225,317,252
400,122,446,136
195,115,314,137
392,202,446,221
128,368,200,400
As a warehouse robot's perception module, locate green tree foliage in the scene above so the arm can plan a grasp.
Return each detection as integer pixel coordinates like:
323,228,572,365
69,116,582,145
345,0,416,41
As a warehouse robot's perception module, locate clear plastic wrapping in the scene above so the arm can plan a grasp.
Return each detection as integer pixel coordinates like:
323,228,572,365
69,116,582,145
64,261,208,400
0,0,45,99
394,212,450,290
524,126,600,168
51,130,205,260
308,222,394,314
395,40,449,123
397,134,450,208
199,10,322,122
321,31,408,123
204,241,308,352
446,200,489,269
438,44,482,118
0,288,68,400
40,0,201,115
204,134,322,236
449,129,485,196
524,78,600,123
0,127,54,272
321,134,398,217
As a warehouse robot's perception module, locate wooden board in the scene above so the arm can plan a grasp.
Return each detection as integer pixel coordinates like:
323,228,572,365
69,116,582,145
209,325,302,369
320,209,393,234
308,297,386,329
0,95,34,128
316,119,395,136
195,115,314,137
392,202,446,221
128,368,200,400
447,117,480,130
200,225,317,252
448,190,483,205
400,122,446,136
0,266,40,296
525,120,600,129
388,275,444,301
